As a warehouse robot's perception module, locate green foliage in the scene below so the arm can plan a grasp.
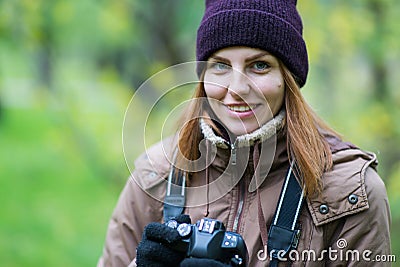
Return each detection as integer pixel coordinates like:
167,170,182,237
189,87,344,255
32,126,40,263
0,107,127,266
0,0,399,265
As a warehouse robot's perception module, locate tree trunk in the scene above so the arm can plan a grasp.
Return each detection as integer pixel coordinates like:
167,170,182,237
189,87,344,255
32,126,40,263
367,0,389,102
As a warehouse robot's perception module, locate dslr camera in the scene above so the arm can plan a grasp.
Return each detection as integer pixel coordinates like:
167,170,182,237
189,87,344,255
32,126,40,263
166,218,248,266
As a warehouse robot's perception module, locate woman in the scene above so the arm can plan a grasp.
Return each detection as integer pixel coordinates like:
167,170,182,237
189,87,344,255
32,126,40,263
97,0,391,266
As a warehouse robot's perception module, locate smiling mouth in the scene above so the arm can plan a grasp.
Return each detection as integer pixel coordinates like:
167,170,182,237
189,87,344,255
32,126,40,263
227,105,256,112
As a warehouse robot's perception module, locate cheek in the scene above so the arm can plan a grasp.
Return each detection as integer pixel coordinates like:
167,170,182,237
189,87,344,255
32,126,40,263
268,81,284,101
204,83,226,101
256,77,285,108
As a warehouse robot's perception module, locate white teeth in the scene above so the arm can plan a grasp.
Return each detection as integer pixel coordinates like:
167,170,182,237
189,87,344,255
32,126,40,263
227,105,255,112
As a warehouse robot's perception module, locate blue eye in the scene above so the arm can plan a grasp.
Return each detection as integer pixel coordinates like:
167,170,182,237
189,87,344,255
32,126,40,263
208,62,230,72
252,61,270,71
216,62,229,70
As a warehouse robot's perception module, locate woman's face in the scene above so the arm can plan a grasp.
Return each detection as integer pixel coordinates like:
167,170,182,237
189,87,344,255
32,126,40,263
203,46,285,136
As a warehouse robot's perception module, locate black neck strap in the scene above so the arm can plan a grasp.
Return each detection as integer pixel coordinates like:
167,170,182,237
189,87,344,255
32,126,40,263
163,165,186,223
268,163,304,266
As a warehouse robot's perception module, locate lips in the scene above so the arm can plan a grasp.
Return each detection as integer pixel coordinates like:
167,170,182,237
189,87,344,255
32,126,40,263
227,104,256,113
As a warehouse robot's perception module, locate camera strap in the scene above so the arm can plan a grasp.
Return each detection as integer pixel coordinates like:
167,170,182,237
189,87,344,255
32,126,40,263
267,162,304,267
163,165,186,223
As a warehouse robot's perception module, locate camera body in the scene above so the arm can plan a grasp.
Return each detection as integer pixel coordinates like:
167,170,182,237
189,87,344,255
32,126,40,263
166,218,248,266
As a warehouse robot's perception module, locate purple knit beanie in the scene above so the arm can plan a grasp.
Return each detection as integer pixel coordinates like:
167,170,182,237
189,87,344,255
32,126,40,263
196,0,308,87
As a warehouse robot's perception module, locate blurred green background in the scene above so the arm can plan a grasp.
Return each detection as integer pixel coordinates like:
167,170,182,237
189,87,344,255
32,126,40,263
0,0,399,266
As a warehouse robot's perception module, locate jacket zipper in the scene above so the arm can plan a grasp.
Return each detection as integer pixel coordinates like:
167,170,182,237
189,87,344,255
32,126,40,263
231,141,247,233
231,143,237,165
232,147,253,233
232,180,246,232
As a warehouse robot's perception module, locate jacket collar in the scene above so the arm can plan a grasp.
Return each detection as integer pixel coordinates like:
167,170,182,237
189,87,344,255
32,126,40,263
199,109,286,149
198,109,289,193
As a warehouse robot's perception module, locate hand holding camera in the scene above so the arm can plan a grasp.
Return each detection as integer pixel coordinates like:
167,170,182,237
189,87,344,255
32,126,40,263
136,216,248,267
136,214,191,267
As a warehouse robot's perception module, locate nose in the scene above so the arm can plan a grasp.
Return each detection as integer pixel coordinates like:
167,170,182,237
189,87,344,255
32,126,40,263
227,69,251,97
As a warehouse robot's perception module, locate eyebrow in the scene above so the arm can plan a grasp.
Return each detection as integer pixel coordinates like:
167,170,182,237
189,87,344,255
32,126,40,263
244,52,271,62
209,51,271,63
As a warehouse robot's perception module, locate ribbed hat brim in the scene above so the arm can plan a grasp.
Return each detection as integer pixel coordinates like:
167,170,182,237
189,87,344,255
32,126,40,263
196,9,308,87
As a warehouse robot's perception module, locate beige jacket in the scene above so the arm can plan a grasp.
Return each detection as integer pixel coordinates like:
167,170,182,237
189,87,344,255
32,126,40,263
97,132,391,267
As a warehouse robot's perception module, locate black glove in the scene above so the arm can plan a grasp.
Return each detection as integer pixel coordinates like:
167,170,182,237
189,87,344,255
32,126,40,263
180,258,231,267
136,214,191,267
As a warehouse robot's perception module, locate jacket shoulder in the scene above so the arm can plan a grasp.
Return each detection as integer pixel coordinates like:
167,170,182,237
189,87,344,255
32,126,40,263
307,148,384,226
131,135,177,190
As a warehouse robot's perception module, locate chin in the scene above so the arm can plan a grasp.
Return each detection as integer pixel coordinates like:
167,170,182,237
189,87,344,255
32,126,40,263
228,125,258,136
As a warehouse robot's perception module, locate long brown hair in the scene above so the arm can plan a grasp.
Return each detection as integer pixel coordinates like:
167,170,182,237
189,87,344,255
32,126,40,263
176,63,339,196
175,83,206,172
281,62,339,195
